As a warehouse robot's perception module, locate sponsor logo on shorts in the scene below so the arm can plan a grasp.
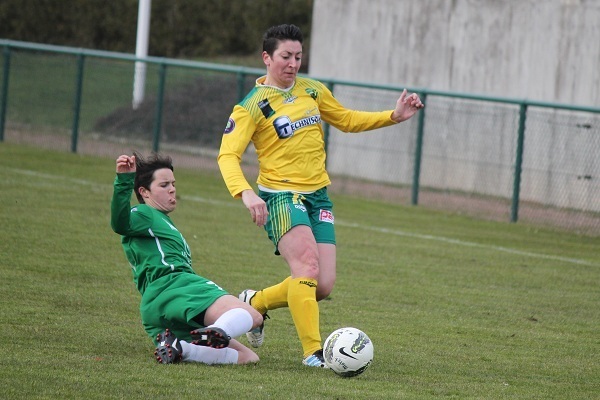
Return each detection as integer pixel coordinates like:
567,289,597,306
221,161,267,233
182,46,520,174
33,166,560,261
294,204,307,212
224,118,235,134
319,209,334,223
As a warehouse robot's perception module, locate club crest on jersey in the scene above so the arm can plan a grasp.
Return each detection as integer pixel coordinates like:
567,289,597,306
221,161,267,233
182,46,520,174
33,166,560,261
319,209,334,223
283,95,297,104
273,115,322,139
306,88,318,100
224,118,235,134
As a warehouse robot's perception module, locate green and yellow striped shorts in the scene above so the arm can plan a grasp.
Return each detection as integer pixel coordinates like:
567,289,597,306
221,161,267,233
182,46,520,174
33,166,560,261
259,187,336,255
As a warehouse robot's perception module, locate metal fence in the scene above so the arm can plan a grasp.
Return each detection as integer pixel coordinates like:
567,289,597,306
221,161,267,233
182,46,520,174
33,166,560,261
1,39,599,236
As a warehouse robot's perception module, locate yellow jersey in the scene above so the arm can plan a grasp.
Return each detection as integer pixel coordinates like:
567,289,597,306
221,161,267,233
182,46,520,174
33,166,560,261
218,76,397,197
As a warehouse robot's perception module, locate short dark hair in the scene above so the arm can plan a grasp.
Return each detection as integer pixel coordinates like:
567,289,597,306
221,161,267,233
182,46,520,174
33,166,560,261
262,24,303,56
133,151,173,203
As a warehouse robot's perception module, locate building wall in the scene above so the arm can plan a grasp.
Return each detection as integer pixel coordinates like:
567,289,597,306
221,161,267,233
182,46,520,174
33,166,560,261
309,0,600,106
308,0,600,212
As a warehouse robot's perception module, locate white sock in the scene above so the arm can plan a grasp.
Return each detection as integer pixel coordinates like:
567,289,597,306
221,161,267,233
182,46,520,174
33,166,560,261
180,340,238,364
209,307,253,338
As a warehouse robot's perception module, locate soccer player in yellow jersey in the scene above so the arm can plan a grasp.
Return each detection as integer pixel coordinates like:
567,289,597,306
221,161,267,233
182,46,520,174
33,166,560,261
217,24,424,367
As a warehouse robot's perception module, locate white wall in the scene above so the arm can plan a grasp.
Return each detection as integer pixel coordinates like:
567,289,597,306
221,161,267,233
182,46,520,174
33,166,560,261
308,0,600,212
310,0,600,106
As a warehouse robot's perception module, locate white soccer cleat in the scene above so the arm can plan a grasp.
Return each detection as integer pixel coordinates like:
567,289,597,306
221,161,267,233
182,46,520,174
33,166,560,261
239,289,266,348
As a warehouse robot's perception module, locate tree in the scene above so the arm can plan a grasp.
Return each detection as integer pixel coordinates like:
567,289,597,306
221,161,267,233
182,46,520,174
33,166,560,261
0,0,313,58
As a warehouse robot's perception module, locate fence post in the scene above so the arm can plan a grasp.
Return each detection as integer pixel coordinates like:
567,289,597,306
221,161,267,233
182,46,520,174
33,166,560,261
0,45,11,142
411,92,427,205
71,53,85,153
236,71,246,102
152,63,167,153
511,103,527,222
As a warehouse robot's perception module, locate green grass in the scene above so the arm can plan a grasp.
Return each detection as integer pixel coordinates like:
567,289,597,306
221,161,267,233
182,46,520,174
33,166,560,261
1,143,599,399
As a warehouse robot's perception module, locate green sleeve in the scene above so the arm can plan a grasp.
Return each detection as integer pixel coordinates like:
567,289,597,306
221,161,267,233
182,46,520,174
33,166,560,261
110,172,136,235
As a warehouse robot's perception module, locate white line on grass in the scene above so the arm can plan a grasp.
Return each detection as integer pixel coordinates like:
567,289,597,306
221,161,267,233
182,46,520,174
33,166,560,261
10,167,103,187
337,221,598,267
11,167,599,268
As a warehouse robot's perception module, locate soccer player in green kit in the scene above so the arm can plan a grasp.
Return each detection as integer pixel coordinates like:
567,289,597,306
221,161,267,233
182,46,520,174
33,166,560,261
218,24,424,367
111,152,263,365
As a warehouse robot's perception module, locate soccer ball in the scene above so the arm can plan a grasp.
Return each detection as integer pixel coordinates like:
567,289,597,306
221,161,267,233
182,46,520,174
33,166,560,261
323,327,374,377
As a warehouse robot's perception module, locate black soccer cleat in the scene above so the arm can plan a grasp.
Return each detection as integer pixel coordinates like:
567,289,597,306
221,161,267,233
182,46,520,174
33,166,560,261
154,328,183,364
190,326,231,349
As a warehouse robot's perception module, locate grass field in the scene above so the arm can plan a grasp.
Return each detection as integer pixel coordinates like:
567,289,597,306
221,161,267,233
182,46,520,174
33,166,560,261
1,143,598,399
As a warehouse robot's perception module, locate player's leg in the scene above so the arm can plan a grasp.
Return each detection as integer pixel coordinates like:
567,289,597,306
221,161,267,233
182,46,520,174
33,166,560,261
247,276,291,313
238,191,310,348
154,329,258,364
190,294,262,349
316,243,336,300
278,225,324,364
153,328,258,365
239,277,290,348
243,190,326,365
182,338,259,365
229,339,260,364
252,245,335,304
251,191,314,312
201,294,263,337
154,294,261,365
144,274,259,364
308,187,337,301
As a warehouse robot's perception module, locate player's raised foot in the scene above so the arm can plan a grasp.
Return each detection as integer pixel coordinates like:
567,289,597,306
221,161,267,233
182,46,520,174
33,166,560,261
239,289,267,348
302,349,328,368
155,329,183,364
190,326,230,349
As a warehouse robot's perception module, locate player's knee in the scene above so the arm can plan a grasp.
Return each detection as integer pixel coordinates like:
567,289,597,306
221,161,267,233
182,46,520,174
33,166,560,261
316,281,334,300
249,308,264,329
287,248,319,279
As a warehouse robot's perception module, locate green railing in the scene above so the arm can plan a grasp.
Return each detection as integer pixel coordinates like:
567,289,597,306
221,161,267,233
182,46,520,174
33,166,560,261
1,39,599,234
0,39,265,151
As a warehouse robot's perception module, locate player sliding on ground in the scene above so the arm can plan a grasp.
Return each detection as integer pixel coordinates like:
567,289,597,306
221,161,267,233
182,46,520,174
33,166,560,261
111,152,263,365
218,24,424,367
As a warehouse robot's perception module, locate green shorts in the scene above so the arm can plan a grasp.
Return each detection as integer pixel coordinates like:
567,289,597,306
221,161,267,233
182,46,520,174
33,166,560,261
259,187,336,255
139,272,228,344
